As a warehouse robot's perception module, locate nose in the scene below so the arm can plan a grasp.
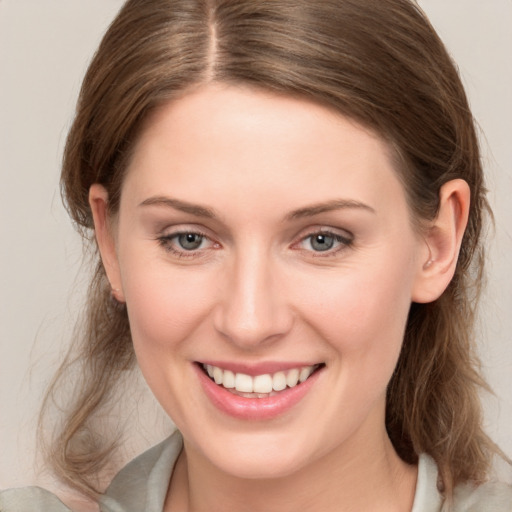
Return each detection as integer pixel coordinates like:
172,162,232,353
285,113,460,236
213,246,294,349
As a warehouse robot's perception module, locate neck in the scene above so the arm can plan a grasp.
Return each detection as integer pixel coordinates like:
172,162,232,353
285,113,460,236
166,417,417,512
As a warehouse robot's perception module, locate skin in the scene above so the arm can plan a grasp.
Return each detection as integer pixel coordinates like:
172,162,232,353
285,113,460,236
90,83,469,512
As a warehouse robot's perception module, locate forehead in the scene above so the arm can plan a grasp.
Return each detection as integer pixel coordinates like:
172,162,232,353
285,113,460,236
123,84,408,221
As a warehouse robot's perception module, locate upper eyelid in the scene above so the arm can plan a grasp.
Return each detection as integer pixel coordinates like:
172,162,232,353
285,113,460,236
158,224,213,239
159,230,214,248
160,230,210,241
154,220,232,242
295,226,354,241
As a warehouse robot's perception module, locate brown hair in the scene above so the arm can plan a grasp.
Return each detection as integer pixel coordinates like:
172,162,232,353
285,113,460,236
42,0,504,502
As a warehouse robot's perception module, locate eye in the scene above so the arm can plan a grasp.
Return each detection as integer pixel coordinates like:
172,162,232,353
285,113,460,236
157,229,216,258
297,230,353,255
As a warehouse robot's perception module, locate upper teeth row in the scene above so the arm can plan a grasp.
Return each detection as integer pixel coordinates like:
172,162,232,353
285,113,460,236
204,364,317,394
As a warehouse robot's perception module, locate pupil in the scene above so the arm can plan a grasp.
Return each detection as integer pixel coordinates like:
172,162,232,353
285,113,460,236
312,234,334,251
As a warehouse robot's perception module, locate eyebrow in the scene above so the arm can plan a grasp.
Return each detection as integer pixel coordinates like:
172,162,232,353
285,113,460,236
286,199,375,220
139,196,217,218
139,196,375,221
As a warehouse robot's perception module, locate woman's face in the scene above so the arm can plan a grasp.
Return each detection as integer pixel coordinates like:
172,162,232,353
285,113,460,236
103,84,429,478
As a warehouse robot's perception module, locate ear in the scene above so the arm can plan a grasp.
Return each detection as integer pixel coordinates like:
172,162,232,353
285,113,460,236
412,179,470,304
89,184,125,302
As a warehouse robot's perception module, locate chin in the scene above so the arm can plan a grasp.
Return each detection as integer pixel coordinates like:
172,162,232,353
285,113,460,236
192,428,317,480
216,451,305,481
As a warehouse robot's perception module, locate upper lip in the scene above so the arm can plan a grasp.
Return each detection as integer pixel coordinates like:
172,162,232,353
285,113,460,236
197,360,323,376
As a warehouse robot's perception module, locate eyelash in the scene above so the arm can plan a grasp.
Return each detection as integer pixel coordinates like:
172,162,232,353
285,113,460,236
156,228,354,259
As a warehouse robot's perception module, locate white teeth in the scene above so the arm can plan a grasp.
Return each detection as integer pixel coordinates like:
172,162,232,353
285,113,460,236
203,364,319,395
213,366,223,385
272,371,287,391
223,370,235,389
253,374,273,394
286,368,299,387
299,366,313,382
235,373,253,393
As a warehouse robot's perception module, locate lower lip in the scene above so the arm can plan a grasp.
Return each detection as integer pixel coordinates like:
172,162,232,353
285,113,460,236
194,364,323,420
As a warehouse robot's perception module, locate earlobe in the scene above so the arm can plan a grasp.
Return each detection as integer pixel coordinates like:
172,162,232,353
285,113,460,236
412,179,470,304
89,184,125,302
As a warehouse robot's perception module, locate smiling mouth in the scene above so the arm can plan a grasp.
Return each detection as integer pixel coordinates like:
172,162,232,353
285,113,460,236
200,363,324,398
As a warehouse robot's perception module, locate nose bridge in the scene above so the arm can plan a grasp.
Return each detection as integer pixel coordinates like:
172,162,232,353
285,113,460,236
214,242,292,347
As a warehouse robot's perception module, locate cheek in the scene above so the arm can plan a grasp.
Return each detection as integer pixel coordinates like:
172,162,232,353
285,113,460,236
120,260,216,419
293,253,416,368
120,255,214,356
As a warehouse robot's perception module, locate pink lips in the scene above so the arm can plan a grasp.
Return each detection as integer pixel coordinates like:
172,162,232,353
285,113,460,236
194,362,323,420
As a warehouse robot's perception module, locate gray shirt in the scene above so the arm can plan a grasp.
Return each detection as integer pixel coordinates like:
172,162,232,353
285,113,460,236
1,431,511,511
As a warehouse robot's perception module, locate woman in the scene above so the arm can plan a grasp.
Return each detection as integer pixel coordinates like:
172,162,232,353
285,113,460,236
1,0,511,511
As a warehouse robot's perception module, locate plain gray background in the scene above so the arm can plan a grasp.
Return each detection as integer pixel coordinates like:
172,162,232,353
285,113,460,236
1,0,511,489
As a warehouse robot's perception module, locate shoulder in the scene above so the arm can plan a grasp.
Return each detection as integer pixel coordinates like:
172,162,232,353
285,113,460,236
0,486,72,512
0,486,103,512
0,432,182,512
413,454,512,512
453,479,512,512
100,430,183,512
